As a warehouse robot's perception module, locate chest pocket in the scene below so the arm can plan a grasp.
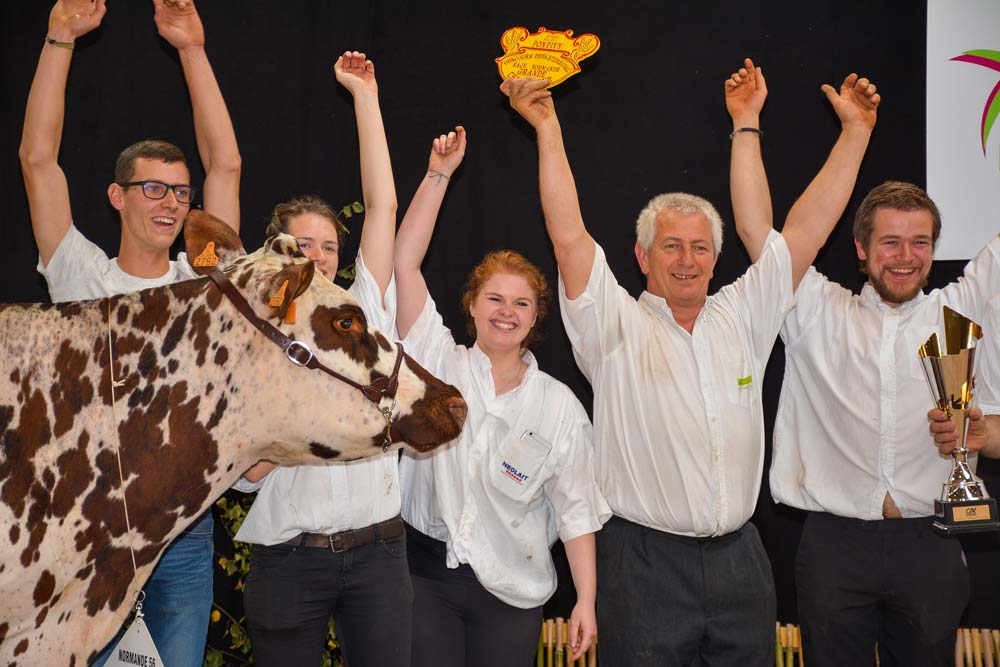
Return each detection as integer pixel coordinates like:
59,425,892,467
488,430,552,504
722,351,754,410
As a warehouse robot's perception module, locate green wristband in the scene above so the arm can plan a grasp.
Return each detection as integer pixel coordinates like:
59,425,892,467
45,35,75,51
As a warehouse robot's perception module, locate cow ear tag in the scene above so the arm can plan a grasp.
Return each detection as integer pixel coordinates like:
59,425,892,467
283,300,296,324
107,596,165,667
193,241,219,267
268,280,289,308
495,26,600,89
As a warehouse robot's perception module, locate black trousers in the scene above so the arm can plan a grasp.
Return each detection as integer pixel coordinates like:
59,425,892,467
796,511,969,667
243,529,413,667
406,523,543,667
596,516,776,667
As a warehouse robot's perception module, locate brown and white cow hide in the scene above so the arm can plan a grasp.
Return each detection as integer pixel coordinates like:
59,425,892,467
0,211,466,667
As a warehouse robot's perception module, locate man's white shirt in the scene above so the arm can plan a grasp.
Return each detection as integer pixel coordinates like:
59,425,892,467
38,224,197,301
770,236,1000,519
559,230,793,537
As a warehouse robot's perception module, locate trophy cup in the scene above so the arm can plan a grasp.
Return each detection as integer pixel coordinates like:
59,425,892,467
919,306,1000,534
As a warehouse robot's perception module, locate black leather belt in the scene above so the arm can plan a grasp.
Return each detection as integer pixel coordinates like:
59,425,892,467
283,515,404,553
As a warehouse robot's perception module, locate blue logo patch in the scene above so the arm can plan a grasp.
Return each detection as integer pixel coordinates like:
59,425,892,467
502,461,530,484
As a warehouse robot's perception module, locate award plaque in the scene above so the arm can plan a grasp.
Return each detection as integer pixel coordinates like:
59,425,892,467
919,306,1000,534
496,26,600,88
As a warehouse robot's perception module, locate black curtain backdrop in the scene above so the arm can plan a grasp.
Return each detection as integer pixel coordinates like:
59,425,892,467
3,0,998,628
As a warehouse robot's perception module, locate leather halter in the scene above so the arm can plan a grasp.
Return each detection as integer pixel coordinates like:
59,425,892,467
208,270,404,451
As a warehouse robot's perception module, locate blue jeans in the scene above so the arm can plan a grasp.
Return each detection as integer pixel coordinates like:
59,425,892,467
92,511,214,667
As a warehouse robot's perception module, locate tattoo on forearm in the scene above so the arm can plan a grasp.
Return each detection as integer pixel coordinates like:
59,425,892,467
427,169,450,185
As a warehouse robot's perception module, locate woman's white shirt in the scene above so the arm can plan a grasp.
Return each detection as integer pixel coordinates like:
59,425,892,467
399,294,610,608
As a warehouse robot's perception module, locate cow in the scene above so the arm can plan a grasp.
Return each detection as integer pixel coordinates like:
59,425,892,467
0,210,467,667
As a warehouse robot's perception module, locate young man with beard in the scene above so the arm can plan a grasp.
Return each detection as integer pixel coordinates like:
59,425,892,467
734,102,1000,667
18,0,240,664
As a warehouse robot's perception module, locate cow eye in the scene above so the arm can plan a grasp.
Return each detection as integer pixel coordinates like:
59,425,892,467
335,317,354,331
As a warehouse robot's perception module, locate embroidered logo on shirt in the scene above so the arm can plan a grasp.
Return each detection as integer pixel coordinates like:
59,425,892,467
502,461,530,484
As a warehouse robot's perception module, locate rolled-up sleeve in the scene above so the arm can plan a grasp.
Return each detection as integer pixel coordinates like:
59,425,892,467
543,393,611,542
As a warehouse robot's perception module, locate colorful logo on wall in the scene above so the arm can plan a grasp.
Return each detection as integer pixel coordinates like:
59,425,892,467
951,49,1000,155
496,26,600,88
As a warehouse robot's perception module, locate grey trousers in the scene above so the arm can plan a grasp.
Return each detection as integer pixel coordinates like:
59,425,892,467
596,516,776,667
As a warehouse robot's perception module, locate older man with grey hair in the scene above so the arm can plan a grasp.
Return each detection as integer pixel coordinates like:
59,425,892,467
501,58,879,665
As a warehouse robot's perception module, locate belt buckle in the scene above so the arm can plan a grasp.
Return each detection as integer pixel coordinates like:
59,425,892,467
327,532,350,553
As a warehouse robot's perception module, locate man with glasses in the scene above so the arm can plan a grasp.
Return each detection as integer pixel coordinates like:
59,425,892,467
18,0,239,664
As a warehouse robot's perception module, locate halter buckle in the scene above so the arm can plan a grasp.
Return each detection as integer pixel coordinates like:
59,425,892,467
285,340,314,367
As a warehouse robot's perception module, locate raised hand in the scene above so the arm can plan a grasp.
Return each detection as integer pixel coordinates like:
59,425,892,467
48,0,107,42
335,51,378,97
152,0,205,51
725,57,767,123
500,77,556,129
821,73,880,132
428,126,467,180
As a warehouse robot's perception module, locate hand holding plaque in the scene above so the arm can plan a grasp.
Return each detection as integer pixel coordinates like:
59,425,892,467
919,306,1000,534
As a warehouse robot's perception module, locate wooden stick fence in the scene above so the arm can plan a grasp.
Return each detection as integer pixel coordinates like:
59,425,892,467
536,621,999,666
775,622,803,666
956,628,1000,667
537,618,597,667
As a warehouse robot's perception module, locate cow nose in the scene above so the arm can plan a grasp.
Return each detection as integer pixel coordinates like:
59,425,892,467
447,396,468,429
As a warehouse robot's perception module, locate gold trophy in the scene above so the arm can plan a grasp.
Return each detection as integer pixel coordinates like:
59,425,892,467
919,306,1000,534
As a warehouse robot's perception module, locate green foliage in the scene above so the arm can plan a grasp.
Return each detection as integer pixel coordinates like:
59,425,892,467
335,201,363,281
203,494,343,667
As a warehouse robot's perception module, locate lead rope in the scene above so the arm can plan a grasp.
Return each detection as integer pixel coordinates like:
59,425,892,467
107,299,139,580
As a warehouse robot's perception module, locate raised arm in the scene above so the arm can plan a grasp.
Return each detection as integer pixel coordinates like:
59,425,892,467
19,0,107,266
394,127,466,339
501,78,595,299
563,532,597,662
928,407,1000,459
335,51,397,296
781,73,880,289
726,58,771,262
153,0,241,231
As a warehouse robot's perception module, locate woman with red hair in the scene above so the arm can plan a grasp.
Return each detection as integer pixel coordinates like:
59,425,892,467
394,127,609,667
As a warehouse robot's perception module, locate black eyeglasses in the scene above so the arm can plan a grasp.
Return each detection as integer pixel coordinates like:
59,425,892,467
118,180,197,204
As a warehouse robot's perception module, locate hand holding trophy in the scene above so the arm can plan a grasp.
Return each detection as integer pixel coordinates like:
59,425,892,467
919,306,1000,533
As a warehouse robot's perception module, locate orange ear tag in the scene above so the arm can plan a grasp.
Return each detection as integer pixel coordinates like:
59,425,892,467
283,300,296,324
268,280,289,308
193,241,219,267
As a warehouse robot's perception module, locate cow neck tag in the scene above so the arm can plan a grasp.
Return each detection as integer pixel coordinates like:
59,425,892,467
106,602,165,667
193,241,219,267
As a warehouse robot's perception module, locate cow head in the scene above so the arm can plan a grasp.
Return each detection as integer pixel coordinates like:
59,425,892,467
184,210,466,463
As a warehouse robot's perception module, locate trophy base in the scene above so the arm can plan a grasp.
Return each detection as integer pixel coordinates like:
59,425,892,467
933,498,1000,534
